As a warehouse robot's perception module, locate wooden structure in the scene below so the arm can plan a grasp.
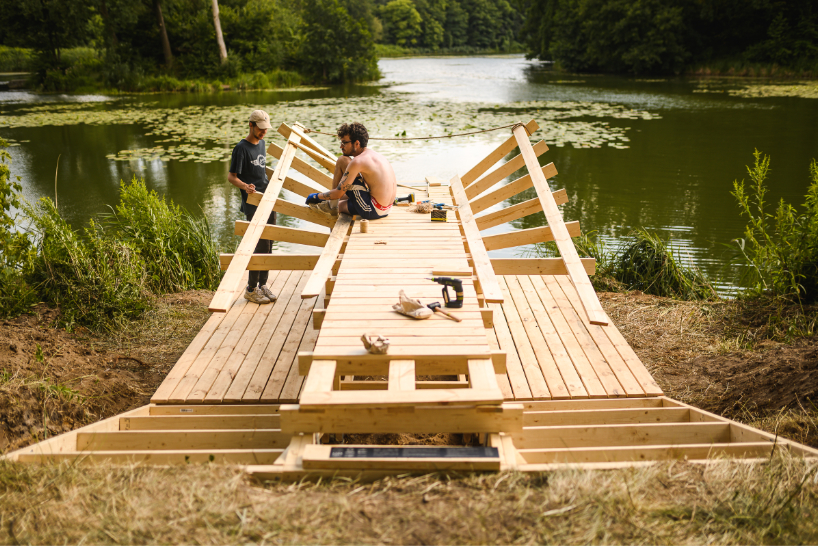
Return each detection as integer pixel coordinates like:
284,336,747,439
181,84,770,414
6,120,818,475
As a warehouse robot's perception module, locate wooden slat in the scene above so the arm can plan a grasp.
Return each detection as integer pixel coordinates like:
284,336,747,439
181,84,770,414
523,407,690,427
301,215,353,298
489,303,532,400
121,415,280,430
519,443,775,464
268,141,334,188
246,192,337,229
220,254,319,271
210,134,300,313
302,360,337,394
301,444,501,471
291,139,337,172
388,360,416,391
460,119,539,187
450,174,503,303
264,167,326,198
491,258,595,275
299,388,504,408
16,450,285,465
475,198,543,231
278,122,338,164
514,125,607,326
76,430,291,450
260,293,317,401
234,221,330,247
149,405,280,415
464,142,550,200
512,422,731,449
470,163,556,215
483,222,580,251
279,299,321,401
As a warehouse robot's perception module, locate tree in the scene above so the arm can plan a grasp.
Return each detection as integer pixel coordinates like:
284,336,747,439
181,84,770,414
444,0,469,47
0,0,92,66
380,0,423,46
153,0,174,68
211,0,228,64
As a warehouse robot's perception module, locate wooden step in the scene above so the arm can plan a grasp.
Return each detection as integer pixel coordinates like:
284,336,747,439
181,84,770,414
76,430,291,451
16,449,284,465
301,444,501,471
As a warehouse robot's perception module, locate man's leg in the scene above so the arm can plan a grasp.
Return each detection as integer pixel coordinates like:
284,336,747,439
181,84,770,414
331,156,352,211
338,199,350,215
243,205,273,304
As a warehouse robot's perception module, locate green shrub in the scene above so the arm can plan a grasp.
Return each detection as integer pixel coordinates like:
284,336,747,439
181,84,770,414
25,199,151,331
0,46,34,72
733,150,818,303
101,177,221,294
0,138,37,317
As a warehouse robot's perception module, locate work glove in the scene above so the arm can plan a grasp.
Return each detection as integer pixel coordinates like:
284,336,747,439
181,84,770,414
306,193,322,205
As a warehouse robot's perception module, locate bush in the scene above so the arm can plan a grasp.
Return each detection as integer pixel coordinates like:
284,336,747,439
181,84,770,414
101,177,221,294
26,199,151,332
0,46,34,72
733,150,818,303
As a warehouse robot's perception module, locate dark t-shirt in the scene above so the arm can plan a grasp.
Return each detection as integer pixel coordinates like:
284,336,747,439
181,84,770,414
229,138,268,212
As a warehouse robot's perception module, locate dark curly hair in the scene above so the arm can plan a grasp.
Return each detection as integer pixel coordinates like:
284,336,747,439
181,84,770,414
337,122,369,148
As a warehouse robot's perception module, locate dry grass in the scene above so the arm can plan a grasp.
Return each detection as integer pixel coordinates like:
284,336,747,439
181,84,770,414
0,455,817,545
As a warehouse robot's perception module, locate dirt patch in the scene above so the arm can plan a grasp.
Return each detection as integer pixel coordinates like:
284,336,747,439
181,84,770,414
0,292,212,454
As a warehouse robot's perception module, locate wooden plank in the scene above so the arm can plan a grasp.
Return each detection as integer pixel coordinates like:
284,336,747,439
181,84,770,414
491,258,595,276
291,139,337,172
504,276,570,399
467,359,500,391
278,122,338,164
235,221,329,247
339,379,470,390
475,198,543,231
280,404,521,434
484,325,515,399
302,360,337,394
489,303,532,400
464,142,550,200
519,443,775,464
515,275,587,398
299,388,504,408
279,303,321,402
16,450,285,465
496,277,550,399
210,133,300,312
523,407,690,427
301,215,353,298
512,422,731,449
483,222,580,251
541,275,627,397
301,444,500,471
220,271,302,402
514,125,607,325
524,398,663,412
246,192,336,229
553,275,646,397
220,254,319,271
389,360,416,391
450,175,503,303
268,141,334,188
282,173,328,198
460,119,538,187
76,430,292,450
120,415,281,430
149,405,280,415
528,275,607,398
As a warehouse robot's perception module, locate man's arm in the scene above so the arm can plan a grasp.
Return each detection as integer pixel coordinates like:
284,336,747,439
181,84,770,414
317,159,363,201
228,171,256,193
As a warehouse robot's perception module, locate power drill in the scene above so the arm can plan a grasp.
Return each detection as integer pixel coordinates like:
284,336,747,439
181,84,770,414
427,277,464,308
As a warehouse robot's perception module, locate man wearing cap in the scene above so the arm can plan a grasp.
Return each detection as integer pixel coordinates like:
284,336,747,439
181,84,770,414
227,110,278,304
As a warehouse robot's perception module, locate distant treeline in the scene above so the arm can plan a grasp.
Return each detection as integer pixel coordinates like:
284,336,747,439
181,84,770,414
519,0,818,74
0,0,523,90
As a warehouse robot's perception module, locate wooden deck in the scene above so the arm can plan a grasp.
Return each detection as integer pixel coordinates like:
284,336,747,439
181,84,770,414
7,119,817,473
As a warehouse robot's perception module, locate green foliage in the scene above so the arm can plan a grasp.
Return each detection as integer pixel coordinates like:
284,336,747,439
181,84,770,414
25,199,151,332
101,177,221,294
732,150,818,304
295,0,381,83
381,0,423,47
0,46,34,72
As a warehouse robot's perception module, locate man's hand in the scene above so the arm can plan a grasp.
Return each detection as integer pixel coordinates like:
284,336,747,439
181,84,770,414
245,183,256,194
306,193,322,205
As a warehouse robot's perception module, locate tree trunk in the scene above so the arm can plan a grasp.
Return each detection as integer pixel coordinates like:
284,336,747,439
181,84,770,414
211,0,228,64
153,0,173,68
99,0,119,48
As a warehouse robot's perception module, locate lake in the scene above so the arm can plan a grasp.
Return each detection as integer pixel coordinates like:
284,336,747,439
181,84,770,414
2,55,817,293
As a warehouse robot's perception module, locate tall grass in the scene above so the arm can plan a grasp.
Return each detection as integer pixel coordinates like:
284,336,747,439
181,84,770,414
101,177,221,294
0,47,34,72
733,150,818,303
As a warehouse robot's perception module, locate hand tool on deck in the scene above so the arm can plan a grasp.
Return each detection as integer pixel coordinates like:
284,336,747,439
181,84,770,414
427,302,462,322
394,192,415,205
427,277,464,308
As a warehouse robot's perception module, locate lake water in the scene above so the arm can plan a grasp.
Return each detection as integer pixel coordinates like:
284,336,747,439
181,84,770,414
2,55,817,293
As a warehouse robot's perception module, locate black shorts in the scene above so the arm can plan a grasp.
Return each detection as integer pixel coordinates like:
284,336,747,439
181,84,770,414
345,189,390,220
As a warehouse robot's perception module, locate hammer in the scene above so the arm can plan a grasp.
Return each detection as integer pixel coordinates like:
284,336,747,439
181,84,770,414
427,302,461,322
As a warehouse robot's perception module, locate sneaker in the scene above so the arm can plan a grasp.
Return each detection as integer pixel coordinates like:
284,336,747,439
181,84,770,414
244,287,271,304
259,284,278,302
309,200,338,217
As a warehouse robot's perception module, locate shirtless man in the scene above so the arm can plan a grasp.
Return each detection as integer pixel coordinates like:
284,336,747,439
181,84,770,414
305,122,397,219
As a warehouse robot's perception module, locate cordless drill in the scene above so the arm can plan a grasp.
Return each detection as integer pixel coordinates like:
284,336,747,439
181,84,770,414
427,277,464,308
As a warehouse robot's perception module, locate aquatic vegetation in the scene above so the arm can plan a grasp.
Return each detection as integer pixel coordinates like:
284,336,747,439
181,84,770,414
693,81,818,99
0,94,657,164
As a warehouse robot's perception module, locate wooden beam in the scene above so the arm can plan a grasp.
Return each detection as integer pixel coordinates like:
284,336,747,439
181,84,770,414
246,192,336,229
121,415,280,430
389,360,416,391
301,215,353,298
465,141,550,200
490,258,595,275
461,119,539,187
523,407,691,427
16,449,285,465
299,351,506,376
512,422,730,449
209,131,300,312
291,140,337,172
474,190,568,231
234,221,330,247
76,430,292,450
450,175,504,304
514,125,608,326
519,443,775,464
471,163,557,215
219,253,319,270
483,222,580,251
268,141,334,188
299,388,504,409
301,444,501,471
278,122,338,164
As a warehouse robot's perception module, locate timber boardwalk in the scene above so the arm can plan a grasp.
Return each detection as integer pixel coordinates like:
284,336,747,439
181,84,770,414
6,120,817,475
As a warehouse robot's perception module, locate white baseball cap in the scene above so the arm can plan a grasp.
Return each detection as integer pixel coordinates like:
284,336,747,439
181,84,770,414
249,110,272,129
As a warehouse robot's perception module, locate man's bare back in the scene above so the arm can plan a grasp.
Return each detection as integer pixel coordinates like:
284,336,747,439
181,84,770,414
305,122,397,220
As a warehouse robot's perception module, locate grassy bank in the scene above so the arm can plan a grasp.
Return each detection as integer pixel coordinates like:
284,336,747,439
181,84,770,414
0,455,816,544
687,59,818,79
376,43,526,58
